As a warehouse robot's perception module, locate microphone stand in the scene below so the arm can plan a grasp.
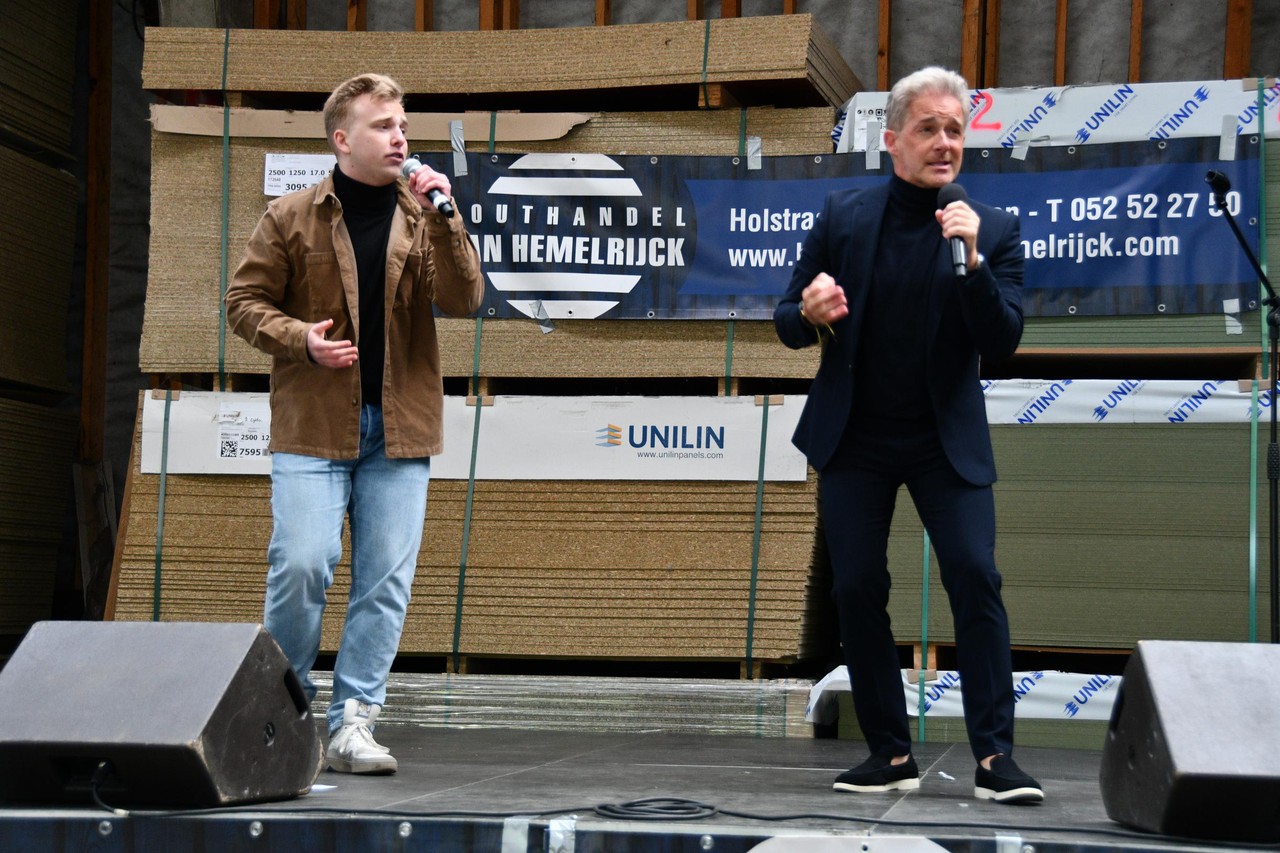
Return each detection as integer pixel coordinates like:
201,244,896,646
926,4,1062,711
1207,173,1279,643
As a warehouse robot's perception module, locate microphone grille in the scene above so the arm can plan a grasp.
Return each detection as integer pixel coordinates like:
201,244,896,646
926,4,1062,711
937,182,968,209
400,157,421,179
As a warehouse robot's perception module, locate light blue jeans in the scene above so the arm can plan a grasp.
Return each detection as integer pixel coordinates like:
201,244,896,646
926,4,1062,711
264,405,430,735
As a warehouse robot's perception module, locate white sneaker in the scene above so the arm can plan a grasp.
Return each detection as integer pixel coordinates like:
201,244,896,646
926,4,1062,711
326,699,397,774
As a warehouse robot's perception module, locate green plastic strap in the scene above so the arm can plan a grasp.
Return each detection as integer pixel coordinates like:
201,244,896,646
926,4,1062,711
745,396,770,671
724,319,735,388
452,317,485,669
916,529,931,741
488,110,497,154
738,108,748,157
153,390,174,621
1249,378,1259,643
218,28,231,391
700,19,711,108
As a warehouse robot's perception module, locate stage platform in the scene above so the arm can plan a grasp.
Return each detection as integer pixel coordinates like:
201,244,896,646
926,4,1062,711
0,724,1248,852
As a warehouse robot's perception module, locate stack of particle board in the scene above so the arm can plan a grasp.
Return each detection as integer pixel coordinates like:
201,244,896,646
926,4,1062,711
0,0,78,156
0,145,75,392
110,395,822,664
883,423,1266,648
0,400,77,633
141,15,860,109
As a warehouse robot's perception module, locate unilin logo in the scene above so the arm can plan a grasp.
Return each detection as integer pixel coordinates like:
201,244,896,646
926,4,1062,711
596,424,622,448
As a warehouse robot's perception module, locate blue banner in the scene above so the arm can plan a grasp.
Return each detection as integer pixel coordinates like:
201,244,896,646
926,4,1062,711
422,136,1261,320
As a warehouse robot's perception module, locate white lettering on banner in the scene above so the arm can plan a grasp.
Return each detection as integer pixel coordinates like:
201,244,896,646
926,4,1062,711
728,207,817,233
509,234,685,267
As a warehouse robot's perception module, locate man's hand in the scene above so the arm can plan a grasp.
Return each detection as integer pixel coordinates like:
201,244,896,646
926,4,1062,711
306,319,358,369
405,160,452,211
937,200,982,271
800,272,849,325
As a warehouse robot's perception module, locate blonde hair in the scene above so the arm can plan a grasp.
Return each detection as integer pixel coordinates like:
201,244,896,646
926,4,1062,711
885,66,969,131
322,73,405,151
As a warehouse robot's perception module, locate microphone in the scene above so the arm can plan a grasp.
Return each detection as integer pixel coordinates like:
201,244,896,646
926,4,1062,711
400,157,454,218
1205,170,1231,201
937,182,970,276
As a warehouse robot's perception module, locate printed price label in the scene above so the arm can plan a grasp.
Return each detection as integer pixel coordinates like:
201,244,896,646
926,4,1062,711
217,401,271,458
264,152,336,196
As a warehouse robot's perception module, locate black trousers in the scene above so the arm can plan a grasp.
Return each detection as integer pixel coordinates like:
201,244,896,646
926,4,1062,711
820,429,1015,762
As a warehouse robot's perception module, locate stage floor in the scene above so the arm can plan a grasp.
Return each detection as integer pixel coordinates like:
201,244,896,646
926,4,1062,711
0,724,1245,852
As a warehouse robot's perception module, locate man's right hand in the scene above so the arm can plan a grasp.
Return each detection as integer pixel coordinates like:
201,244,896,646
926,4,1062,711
800,273,849,326
306,318,358,369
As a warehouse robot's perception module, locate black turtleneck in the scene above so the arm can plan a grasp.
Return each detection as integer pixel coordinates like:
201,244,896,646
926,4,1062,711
332,165,397,408
845,175,945,445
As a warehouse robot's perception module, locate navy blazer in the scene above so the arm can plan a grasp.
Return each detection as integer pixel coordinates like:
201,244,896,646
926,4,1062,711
774,182,1024,486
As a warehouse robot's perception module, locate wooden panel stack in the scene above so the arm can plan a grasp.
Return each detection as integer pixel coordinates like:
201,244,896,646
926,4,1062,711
0,0,79,639
141,15,859,109
0,400,77,634
110,398,824,665
0,0,78,156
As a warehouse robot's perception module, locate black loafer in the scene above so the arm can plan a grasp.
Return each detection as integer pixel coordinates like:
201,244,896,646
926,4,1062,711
833,754,920,793
974,754,1044,804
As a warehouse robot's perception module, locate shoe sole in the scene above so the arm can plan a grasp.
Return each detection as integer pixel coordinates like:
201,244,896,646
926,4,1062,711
833,777,920,793
327,756,398,775
974,785,1044,804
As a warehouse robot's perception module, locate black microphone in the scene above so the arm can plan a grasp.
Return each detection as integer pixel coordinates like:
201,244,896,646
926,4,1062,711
937,182,970,276
1205,170,1231,200
400,157,454,218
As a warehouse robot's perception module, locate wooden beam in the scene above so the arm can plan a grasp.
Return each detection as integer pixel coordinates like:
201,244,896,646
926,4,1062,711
253,0,278,29
346,0,367,31
688,0,704,20
1054,0,1068,86
415,0,433,31
783,0,798,12
1224,0,1252,78
1128,0,1143,82
595,0,611,26
983,0,1001,87
479,0,518,29
286,0,306,29
877,0,892,90
502,0,520,29
960,0,983,87
720,0,742,17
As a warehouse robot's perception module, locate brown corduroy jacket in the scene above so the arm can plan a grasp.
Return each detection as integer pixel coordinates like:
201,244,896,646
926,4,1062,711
225,172,483,460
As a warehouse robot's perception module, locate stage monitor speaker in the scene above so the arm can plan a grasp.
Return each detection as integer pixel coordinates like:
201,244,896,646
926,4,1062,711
1100,640,1280,843
0,621,323,808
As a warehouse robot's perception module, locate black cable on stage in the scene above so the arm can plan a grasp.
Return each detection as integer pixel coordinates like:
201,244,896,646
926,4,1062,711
593,797,718,821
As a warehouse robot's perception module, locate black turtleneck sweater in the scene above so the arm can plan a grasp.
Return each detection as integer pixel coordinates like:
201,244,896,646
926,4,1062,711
845,175,946,445
332,165,397,408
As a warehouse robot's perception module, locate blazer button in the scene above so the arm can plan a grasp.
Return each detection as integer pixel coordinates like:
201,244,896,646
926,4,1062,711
352,397,359,406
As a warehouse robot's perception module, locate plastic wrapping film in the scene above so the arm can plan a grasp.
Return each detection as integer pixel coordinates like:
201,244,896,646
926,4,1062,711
310,672,815,737
806,667,1120,725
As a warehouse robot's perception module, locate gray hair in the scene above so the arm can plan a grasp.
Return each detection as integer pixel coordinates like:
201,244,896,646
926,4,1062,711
885,67,970,131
